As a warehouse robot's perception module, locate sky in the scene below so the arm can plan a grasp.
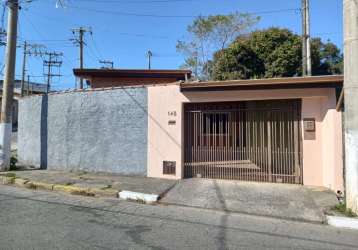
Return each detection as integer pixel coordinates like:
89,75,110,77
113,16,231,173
0,0,343,90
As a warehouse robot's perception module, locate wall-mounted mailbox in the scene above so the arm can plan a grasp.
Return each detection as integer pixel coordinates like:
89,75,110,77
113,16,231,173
303,118,316,140
304,118,316,132
163,161,176,175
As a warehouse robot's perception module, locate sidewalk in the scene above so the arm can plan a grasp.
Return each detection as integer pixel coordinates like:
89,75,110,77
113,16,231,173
0,170,344,224
160,178,339,223
0,170,177,200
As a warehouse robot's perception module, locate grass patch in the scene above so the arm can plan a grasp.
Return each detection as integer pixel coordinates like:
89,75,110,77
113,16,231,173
4,176,16,184
70,190,95,197
4,173,16,178
333,203,357,217
101,184,112,190
27,183,38,189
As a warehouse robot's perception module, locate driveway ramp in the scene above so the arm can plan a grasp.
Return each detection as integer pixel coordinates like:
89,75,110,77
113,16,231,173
160,179,338,223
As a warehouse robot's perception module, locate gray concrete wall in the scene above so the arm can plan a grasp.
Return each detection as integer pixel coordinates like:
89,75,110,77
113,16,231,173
18,87,148,175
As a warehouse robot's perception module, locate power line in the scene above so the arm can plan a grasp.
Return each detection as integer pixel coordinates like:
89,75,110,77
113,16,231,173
43,51,63,93
20,41,46,96
89,32,103,59
21,11,75,71
85,46,100,64
71,0,199,3
68,5,301,19
117,32,169,39
25,8,173,40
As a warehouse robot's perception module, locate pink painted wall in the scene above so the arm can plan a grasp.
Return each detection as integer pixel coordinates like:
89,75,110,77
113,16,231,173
147,84,344,191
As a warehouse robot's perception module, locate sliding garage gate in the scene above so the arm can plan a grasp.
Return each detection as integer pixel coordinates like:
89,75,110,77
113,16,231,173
184,100,302,184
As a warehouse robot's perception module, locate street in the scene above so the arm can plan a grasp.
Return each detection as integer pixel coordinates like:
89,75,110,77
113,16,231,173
0,186,357,250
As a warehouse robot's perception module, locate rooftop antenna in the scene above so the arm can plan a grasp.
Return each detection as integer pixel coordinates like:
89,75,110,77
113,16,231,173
99,60,114,69
147,50,153,70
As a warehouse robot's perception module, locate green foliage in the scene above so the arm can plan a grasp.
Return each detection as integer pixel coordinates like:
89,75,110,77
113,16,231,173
177,12,259,80
211,28,343,80
212,40,263,80
10,155,18,171
311,38,344,75
333,203,357,217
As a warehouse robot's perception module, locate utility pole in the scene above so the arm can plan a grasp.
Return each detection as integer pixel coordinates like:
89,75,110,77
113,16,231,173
0,0,18,171
20,41,27,97
99,60,114,69
343,0,358,214
20,42,46,97
71,27,91,89
301,0,311,76
26,74,30,96
147,50,153,70
43,51,63,93
0,29,6,46
305,0,312,76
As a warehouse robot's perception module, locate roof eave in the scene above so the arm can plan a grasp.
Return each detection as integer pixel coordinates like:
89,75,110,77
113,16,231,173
180,75,344,92
73,68,192,78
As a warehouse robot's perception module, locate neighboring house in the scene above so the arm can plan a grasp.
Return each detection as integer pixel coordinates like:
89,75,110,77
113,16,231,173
73,68,191,88
0,80,47,129
17,71,344,193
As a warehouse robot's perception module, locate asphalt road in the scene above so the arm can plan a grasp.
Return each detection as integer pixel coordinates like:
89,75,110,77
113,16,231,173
0,186,357,250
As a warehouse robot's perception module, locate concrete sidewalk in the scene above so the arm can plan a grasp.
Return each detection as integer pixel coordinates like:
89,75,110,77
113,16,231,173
160,179,339,223
0,170,177,199
0,171,340,223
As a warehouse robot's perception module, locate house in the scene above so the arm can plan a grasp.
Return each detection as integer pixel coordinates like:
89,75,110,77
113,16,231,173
73,68,191,88
147,75,344,192
17,71,344,192
0,80,47,130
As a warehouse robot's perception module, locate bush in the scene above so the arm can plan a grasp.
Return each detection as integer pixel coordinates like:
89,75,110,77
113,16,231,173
10,156,18,171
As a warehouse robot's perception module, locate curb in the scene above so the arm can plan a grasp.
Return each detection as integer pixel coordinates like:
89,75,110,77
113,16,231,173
53,184,95,196
159,201,326,224
0,176,119,198
119,190,159,204
327,216,358,230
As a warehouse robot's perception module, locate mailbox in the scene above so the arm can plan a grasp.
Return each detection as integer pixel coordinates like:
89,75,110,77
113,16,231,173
303,118,316,140
163,161,176,175
304,118,316,132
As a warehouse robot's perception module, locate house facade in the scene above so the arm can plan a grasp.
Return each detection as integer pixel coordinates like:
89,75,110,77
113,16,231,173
17,72,344,192
147,76,344,192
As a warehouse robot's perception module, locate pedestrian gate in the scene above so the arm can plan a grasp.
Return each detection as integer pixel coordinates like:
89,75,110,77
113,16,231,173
184,100,302,184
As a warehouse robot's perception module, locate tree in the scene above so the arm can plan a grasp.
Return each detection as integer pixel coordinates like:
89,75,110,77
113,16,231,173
311,38,343,75
177,12,259,80
211,40,264,80
211,28,343,80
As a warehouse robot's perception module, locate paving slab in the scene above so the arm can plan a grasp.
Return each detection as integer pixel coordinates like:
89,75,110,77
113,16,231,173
0,170,177,198
160,178,338,223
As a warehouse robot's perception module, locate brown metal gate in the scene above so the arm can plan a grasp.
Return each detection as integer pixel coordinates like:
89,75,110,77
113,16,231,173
184,100,302,184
